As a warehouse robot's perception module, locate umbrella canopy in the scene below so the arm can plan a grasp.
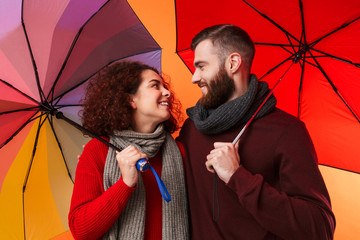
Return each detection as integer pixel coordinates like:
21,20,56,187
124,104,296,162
176,0,360,239
0,0,161,239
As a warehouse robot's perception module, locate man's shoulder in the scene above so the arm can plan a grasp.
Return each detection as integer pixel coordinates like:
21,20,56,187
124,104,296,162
259,108,306,132
177,118,196,141
266,108,303,123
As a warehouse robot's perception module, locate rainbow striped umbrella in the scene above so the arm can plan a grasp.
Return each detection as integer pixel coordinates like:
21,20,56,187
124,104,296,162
0,0,161,239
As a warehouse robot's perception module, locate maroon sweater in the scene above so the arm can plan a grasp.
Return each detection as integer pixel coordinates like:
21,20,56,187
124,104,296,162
177,108,335,240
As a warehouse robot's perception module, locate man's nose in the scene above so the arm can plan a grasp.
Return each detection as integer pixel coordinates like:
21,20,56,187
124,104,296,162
192,69,200,83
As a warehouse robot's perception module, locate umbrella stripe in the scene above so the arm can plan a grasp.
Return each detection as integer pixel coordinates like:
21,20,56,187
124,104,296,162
0,112,38,149
48,115,74,183
242,0,301,44
23,115,47,191
321,163,360,175
0,119,39,239
23,120,72,238
310,16,360,49
47,1,110,103
258,55,294,81
309,50,360,123
0,79,40,105
22,115,45,239
20,3,47,104
0,106,39,115
52,49,162,107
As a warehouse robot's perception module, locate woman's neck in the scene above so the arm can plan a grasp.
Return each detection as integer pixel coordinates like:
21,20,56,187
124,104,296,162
131,121,158,133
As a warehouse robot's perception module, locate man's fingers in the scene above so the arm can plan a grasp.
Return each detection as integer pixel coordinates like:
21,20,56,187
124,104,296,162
213,142,230,148
205,160,215,173
234,139,240,150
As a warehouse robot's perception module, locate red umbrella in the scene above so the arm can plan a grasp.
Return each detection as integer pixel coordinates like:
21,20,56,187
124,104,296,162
0,0,161,239
176,0,360,239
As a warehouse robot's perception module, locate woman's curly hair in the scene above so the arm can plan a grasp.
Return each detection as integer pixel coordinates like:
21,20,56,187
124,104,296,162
80,61,183,136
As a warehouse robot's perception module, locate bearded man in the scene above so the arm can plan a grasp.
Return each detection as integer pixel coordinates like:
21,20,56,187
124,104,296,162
177,24,335,240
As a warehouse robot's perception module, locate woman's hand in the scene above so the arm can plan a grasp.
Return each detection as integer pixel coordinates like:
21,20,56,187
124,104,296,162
116,145,147,187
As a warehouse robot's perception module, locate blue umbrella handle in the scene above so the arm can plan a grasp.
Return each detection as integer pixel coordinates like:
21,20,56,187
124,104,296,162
54,112,171,201
136,158,150,172
136,158,171,202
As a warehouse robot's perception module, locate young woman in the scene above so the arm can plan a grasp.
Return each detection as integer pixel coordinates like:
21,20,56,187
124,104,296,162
68,61,188,240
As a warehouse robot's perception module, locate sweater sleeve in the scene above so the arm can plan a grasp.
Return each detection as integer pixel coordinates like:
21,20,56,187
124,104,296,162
68,138,135,240
227,121,335,240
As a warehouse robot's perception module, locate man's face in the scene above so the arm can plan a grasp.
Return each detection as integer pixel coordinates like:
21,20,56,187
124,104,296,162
192,39,235,108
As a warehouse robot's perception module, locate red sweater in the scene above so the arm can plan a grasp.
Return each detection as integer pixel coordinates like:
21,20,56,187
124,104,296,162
68,137,184,240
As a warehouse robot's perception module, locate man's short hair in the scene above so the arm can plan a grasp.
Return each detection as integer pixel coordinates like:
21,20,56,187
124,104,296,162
191,24,255,71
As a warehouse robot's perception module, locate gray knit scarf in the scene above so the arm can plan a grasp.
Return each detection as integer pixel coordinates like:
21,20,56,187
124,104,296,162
103,124,189,240
187,75,277,134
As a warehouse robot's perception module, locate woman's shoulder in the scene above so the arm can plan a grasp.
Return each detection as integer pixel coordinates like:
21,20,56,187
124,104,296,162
80,137,110,166
85,137,110,150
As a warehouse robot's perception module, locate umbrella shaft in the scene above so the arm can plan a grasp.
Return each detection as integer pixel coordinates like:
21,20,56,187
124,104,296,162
232,61,295,145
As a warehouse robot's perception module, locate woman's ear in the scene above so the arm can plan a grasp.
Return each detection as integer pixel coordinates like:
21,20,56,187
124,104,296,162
129,96,137,109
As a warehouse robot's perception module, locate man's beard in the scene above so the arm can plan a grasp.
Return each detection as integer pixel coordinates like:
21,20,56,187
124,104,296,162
199,66,235,109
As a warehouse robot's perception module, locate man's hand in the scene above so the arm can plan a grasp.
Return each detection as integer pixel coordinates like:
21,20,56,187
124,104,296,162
205,141,240,184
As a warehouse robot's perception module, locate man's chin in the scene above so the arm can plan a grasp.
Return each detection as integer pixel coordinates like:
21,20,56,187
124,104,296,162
200,97,217,109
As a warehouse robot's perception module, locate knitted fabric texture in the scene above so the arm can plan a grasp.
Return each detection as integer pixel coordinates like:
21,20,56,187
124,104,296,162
103,125,189,240
187,75,277,134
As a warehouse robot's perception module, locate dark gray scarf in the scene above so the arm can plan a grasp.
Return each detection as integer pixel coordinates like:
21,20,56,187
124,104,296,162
187,75,277,134
103,125,189,240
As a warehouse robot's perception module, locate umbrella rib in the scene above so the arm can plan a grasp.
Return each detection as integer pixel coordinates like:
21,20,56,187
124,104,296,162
56,104,83,109
242,0,301,44
54,110,121,152
47,115,74,183
285,35,297,54
20,5,47,104
310,48,360,68
309,50,360,123
0,106,40,115
175,47,196,74
297,54,306,118
258,55,294,81
22,114,47,239
0,79,41,105
0,112,38,149
310,16,360,48
299,0,307,46
255,42,301,48
23,115,48,191
47,0,112,103
279,46,296,56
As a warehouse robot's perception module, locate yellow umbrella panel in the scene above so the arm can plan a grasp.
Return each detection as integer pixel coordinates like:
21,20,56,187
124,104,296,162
0,116,87,239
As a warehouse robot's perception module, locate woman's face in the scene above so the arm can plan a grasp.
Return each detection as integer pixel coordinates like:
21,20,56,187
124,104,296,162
130,69,171,132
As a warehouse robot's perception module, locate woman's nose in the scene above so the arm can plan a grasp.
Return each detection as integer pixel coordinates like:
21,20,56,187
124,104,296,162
163,88,170,97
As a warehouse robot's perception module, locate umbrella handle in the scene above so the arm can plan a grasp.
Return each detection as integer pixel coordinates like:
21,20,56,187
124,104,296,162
54,111,171,202
136,158,150,172
150,165,171,202
136,158,171,202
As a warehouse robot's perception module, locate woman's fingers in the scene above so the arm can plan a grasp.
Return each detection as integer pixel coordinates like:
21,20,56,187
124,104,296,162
115,145,147,187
